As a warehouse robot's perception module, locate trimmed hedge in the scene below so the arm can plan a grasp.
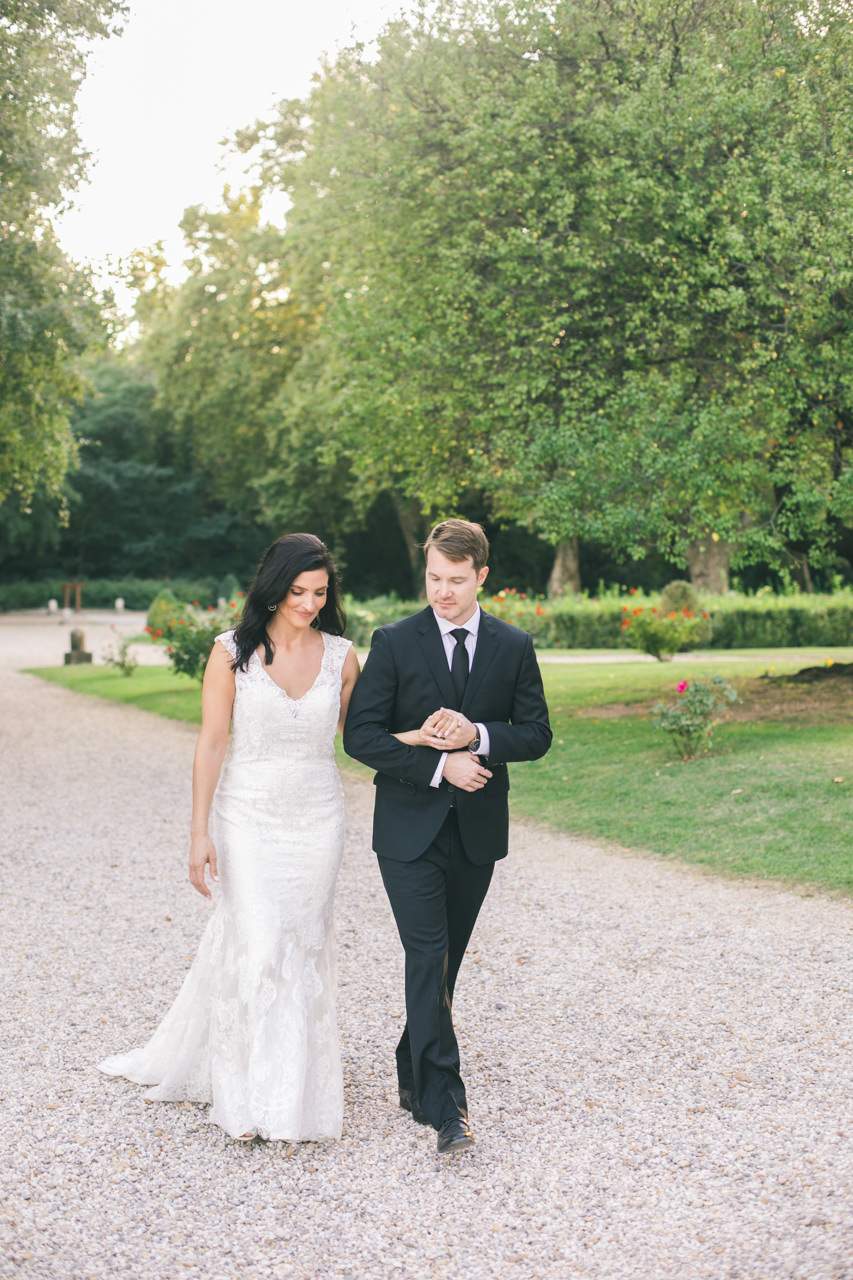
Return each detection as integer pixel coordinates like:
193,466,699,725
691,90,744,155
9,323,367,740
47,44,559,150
5,578,852,650
344,589,853,650
0,577,218,613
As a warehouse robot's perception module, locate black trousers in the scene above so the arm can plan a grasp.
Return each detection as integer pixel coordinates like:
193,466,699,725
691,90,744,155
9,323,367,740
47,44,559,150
378,809,494,1129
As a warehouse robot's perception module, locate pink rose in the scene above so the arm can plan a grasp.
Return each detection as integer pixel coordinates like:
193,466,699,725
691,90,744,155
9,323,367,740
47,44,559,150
677,680,689,693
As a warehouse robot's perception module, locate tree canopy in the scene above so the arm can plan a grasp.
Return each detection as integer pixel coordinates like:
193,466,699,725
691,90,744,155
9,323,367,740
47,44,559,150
239,0,853,590
0,0,125,508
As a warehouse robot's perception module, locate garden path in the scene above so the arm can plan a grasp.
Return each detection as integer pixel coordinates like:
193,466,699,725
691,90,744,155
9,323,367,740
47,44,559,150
0,620,852,1280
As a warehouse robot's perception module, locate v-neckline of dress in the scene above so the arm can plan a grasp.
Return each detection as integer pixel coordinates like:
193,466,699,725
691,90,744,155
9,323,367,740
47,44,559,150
257,632,328,703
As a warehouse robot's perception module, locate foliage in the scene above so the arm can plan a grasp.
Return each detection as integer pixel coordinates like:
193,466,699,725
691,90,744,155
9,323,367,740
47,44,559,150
130,193,309,523
217,573,243,604
0,575,217,614
240,0,853,585
100,627,138,676
653,677,739,760
340,587,853,651
0,353,280,582
158,601,242,682
659,581,701,615
146,589,182,634
620,597,712,660
0,0,124,508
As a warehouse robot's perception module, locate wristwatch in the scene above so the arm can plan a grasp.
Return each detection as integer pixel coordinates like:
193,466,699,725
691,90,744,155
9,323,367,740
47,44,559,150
467,735,481,754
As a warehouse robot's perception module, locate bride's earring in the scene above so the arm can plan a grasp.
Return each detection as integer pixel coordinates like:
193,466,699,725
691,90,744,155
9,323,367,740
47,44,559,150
267,603,277,612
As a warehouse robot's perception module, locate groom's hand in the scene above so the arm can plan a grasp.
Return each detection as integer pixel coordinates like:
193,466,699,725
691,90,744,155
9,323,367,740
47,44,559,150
441,751,493,792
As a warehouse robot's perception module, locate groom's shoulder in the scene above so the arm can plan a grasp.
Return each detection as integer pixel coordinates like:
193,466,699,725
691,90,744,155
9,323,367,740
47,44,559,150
481,609,534,650
377,607,431,641
368,604,427,645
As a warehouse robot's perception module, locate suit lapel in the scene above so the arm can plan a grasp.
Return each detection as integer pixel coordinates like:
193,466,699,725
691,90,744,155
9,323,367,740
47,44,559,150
463,608,499,711
416,608,456,707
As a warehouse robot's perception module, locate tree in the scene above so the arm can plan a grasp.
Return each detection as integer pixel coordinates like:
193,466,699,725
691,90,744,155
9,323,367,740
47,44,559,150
0,0,125,507
243,0,853,591
0,351,272,580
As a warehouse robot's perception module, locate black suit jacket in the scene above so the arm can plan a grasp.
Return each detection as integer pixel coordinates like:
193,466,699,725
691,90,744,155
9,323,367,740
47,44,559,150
343,607,551,864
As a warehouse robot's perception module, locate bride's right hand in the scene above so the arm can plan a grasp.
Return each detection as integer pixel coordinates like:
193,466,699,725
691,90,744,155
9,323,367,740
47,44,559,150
189,833,219,899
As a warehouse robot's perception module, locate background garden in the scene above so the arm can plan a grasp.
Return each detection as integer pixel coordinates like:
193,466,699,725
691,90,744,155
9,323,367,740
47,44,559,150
5,0,853,896
4,0,853,607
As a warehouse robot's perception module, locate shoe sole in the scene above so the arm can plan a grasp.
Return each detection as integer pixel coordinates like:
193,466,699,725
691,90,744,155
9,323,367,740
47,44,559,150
437,1134,475,1154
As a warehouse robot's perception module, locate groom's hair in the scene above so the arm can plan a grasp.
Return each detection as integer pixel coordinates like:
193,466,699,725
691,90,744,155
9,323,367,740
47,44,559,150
423,519,489,571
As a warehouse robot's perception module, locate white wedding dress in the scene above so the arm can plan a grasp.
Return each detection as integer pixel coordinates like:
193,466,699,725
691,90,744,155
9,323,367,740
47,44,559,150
99,628,351,1142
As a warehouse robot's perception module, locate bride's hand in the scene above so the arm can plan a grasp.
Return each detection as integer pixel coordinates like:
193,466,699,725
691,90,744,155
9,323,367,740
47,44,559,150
419,709,477,751
189,833,219,899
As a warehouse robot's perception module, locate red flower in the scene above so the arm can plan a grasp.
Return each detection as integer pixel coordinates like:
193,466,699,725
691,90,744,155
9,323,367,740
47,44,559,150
677,680,689,693
154,629,162,638
237,591,244,597
632,607,642,616
167,646,174,654
621,604,629,612
193,601,200,607
629,587,638,595
621,619,631,630
535,605,545,616
144,625,152,633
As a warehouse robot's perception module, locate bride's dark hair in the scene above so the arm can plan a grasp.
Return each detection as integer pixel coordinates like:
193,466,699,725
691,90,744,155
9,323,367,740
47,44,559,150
230,532,346,671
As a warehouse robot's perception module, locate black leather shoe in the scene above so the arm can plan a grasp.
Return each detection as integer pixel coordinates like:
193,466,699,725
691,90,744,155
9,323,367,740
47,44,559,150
436,1117,474,1154
398,1087,430,1126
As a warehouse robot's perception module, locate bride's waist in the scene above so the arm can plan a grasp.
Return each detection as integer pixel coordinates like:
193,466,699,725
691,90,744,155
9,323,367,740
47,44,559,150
224,750,336,770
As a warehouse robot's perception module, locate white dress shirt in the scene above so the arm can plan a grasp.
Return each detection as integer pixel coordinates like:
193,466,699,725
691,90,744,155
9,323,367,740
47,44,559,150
429,606,491,788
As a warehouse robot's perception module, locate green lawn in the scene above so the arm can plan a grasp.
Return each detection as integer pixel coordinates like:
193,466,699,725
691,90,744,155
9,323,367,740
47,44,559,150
29,652,852,895
29,664,203,723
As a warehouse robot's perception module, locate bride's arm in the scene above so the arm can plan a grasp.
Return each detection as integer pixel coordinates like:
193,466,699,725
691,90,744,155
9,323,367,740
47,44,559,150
337,645,362,735
392,709,462,748
189,642,236,899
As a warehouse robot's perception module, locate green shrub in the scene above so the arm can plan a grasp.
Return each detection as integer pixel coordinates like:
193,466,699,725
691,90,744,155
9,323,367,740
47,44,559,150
342,587,853,650
621,605,711,660
146,589,182,634
101,628,139,677
0,576,218,613
653,676,739,760
659,579,700,613
217,573,243,605
161,602,243,682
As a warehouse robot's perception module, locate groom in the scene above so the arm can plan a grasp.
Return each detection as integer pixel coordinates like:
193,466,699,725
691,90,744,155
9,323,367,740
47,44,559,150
344,519,551,1154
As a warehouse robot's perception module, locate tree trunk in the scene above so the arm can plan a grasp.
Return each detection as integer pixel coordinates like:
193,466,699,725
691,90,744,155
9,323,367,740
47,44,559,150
547,537,581,597
685,536,730,595
389,490,428,597
791,554,815,594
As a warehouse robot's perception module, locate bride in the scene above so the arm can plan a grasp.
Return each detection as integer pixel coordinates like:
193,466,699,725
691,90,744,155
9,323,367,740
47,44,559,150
99,533,360,1142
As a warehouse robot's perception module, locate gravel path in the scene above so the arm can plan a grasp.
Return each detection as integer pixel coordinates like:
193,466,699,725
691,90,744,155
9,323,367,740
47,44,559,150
1,636,852,1280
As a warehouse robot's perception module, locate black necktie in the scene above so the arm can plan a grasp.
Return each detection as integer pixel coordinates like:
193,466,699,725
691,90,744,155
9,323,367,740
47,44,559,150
450,628,470,708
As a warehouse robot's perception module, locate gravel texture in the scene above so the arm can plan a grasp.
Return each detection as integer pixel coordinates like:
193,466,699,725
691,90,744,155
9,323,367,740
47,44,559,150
1,619,852,1280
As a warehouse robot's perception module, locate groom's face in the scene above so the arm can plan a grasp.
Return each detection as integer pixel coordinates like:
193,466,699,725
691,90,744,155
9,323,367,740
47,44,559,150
425,548,489,626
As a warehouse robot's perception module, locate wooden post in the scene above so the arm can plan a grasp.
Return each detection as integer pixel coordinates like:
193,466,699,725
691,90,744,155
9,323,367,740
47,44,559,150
62,581,86,611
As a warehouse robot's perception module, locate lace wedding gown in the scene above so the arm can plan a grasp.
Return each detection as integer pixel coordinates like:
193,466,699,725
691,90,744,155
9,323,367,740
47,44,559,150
99,629,351,1142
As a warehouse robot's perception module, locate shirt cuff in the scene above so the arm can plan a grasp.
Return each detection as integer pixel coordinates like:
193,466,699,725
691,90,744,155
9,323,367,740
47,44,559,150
474,723,490,757
429,752,448,788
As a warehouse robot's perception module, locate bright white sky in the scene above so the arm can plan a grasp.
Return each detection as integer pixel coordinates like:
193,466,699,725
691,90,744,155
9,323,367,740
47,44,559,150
56,0,395,310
